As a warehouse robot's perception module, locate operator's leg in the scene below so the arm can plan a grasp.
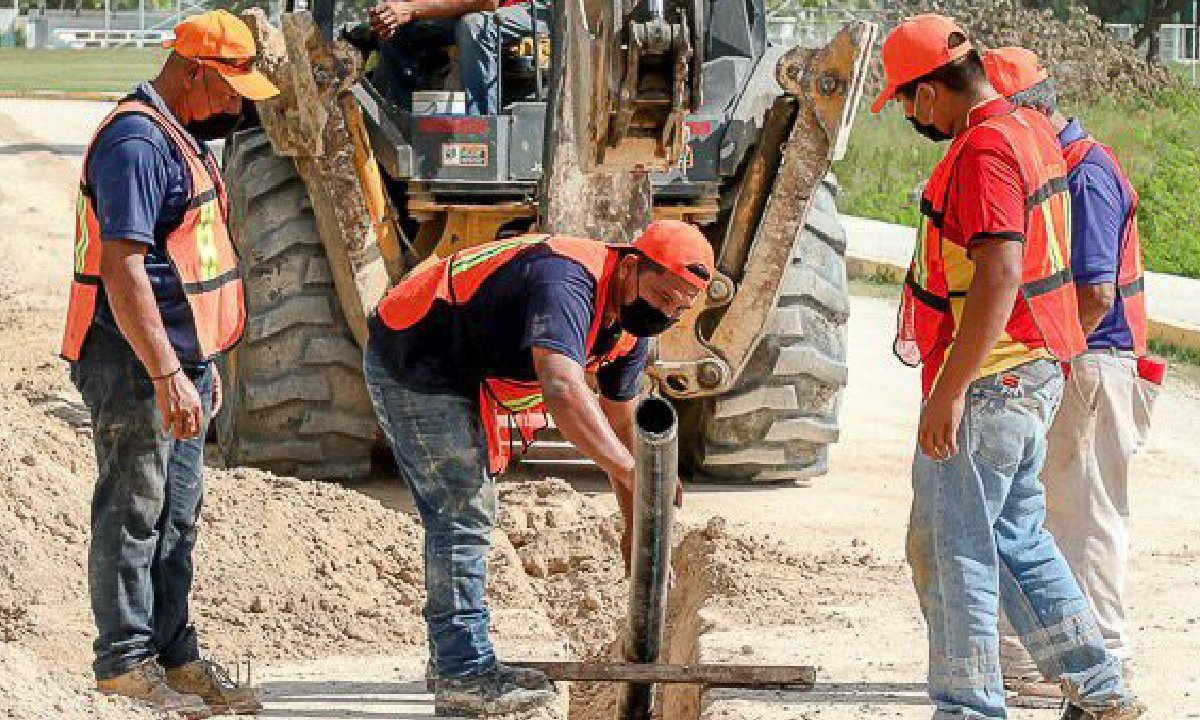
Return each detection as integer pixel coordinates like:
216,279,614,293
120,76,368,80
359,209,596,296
363,341,496,678
994,361,1138,714
376,19,458,111
455,0,549,114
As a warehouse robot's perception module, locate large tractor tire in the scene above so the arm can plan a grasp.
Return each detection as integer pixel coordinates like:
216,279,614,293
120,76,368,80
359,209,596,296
682,177,850,483
216,128,378,481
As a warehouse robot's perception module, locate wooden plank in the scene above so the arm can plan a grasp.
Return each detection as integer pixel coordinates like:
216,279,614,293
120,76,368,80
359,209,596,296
510,661,816,689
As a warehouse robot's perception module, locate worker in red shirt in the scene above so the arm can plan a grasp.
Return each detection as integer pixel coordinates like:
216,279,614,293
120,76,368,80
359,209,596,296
873,14,1144,720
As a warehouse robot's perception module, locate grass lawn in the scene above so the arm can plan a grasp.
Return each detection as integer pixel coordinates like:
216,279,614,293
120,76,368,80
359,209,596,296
0,48,167,94
834,92,1200,280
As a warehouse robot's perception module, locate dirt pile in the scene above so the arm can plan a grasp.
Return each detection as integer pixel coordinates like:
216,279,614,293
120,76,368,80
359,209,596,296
0,368,435,676
891,0,1183,104
495,480,628,654
0,644,160,720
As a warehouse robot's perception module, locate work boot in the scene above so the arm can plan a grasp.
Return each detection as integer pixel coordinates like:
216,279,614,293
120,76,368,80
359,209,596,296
1005,674,1064,709
1060,700,1148,720
435,666,557,717
497,662,554,691
426,660,553,693
166,658,263,715
96,659,212,719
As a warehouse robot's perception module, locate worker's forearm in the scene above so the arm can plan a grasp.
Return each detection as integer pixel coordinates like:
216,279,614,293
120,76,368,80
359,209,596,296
102,259,179,377
543,379,636,479
413,0,496,20
1077,283,1116,336
933,255,1021,399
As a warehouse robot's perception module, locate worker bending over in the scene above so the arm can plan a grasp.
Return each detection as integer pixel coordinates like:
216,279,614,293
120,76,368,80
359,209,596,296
873,14,1144,720
365,222,713,716
61,11,277,718
983,47,1160,705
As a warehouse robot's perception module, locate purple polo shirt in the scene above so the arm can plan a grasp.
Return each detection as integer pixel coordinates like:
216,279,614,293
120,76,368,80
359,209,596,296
1060,118,1136,351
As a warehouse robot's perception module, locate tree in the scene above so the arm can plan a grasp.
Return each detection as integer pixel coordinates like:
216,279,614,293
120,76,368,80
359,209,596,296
1134,0,1191,63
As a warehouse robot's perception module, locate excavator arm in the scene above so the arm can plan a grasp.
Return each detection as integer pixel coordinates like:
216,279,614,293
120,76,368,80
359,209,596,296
542,6,876,398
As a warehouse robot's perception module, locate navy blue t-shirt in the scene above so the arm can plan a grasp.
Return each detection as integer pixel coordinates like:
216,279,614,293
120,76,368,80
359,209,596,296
86,83,211,366
369,244,650,401
1059,118,1136,351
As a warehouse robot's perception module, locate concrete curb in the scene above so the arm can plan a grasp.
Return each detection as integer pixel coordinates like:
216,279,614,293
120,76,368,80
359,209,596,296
0,90,122,102
843,216,1200,355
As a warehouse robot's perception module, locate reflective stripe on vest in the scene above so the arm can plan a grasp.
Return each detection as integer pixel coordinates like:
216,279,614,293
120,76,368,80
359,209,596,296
1062,135,1148,356
376,235,641,474
60,100,245,362
895,107,1087,384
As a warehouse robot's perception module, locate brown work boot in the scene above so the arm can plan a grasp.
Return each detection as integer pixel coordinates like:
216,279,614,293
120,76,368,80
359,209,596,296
166,659,263,715
96,659,212,719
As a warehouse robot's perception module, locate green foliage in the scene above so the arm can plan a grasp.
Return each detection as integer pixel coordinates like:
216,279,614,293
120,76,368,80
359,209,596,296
835,93,1200,279
0,47,167,93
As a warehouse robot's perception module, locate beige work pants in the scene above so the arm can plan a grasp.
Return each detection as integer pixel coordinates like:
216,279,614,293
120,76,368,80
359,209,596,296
1000,352,1157,678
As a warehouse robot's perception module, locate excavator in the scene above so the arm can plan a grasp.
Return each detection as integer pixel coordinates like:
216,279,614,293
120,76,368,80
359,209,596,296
215,0,876,484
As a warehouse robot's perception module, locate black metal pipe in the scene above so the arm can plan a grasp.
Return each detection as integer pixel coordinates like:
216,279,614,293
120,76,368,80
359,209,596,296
617,395,678,720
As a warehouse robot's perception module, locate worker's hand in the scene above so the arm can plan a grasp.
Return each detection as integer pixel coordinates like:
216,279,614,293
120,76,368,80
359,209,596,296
369,1,417,39
918,386,966,461
154,370,205,440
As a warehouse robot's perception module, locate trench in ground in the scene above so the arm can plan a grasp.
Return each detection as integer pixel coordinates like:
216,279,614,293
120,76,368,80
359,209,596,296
567,529,712,720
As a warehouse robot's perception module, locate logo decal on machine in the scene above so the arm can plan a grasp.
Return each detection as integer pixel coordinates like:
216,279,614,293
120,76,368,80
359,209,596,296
442,143,489,167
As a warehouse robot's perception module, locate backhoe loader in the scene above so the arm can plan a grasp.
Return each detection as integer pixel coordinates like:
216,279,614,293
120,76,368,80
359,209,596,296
215,0,875,483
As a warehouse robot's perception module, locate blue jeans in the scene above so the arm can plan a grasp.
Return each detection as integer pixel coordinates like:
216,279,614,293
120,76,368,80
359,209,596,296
907,360,1131,718
364,339,497,678
70,328,212,680
376,1,549,115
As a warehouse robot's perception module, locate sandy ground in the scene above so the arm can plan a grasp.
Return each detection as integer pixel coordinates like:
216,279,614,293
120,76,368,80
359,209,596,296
0,98,1197,719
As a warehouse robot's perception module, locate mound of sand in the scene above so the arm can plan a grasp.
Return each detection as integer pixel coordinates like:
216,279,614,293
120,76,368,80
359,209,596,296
894,0,1184,104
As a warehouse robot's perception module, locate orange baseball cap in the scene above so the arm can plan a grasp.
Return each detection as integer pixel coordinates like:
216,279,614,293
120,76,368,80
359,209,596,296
165,10,278,101
631,220,715,290
982,47,1049,97
872,14,973,113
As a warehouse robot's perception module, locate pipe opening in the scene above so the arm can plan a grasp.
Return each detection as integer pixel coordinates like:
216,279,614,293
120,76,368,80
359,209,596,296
635,396,677,437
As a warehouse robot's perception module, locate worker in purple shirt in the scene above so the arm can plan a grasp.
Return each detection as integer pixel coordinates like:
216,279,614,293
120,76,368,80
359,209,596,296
985,48,1159,712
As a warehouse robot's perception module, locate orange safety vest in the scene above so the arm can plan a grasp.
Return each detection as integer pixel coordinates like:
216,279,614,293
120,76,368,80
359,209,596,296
896,107,1087,391
61,100,245,362
377,235,641,475
1062,135,1148,356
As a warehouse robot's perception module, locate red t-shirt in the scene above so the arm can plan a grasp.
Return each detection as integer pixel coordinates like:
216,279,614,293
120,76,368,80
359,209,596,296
923,98,1049,394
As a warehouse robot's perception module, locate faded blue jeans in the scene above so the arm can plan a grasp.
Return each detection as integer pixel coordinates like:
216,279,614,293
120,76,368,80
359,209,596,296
907,359,1132,718
363,338,497,678
70,328,212,680
376,1,549,114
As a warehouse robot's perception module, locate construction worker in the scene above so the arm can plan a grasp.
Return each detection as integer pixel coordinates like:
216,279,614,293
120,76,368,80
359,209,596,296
983,47,1160,703
368,0,548,114
365,223,713,716
872,15,1144,720
61,11,277,718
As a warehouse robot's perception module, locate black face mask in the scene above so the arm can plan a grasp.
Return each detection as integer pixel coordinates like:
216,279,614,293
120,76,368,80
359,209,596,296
619,296,676,337
185,112,243,142
618,268,678,337
907,115,952,143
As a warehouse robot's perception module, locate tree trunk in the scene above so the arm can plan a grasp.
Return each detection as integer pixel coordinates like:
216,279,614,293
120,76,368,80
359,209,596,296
1135,0,1191,63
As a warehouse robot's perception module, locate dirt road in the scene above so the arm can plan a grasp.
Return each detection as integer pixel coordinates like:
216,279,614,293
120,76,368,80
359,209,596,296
0,98,1196,719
